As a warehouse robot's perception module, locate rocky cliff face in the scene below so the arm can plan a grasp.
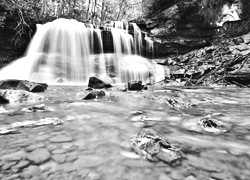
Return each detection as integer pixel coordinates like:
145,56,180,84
137,0,250,57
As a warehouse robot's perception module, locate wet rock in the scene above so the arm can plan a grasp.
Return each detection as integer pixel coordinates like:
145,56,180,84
1,161,17,170
20,165,41,179
26,143,46,152
73,155,106,168
88,76,112,89
5,174,20,180
184,175,197,180
130,128,182,165
0,90,44,103
198,115,227,133
52,154,66,164
52,149,68,154
49,135,73,143
166,98,195,108
1,151,26,162
127,80,143,91
0,95,9,104
80,90,105,100
27,148,51,165
0,79,48,92
158,174,172,180
21,104,51,112
66,153,79,162
13,160,30,170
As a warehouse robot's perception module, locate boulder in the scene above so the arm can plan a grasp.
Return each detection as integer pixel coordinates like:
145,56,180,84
0,95,9,104
77,90,105,100
88,76,112,89
0,89,44,103
0,79,48,92
127,80,143,91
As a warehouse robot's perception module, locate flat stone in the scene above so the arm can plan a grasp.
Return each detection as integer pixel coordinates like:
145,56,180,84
1,161,16,170
1,151,26,162
73,155,106,169
184,175,197,180
26,143,46,152
66,153,79,162
52,154,66,164
5,174,20,180
49,135,73,143
27,148,51,165
20,165,41,179
52,149,68,154
13,160,30,170
158,174,172,180
170,170,185,180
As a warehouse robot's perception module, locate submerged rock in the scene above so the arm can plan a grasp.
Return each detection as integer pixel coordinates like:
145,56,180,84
21,104,51,112
0,79,48,92
130,128,182,165
0,90,44,103
198,115,228,133
88,76,112,89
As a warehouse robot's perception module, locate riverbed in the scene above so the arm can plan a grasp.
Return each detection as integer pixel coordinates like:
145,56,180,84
0,85,250,180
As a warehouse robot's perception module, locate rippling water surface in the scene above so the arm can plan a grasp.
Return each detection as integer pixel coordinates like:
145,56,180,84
1,85,250,180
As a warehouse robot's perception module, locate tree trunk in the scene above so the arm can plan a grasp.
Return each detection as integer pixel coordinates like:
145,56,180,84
101,0,106,21
116,0,125,21
40,0,47,16
86,0,92,20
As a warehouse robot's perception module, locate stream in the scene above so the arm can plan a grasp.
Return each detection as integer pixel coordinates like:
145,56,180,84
0,85,250,180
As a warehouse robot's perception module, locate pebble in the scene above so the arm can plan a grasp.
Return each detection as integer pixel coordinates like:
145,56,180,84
66,153,79,162
1,151,26,162
170,171,185,180
52,154,66,164
73,155,106,169
52,149,68,154
158,174,172,180
26,143,46,152
1,161,17,170
21,165,41,179
27,148,51,165
5,174,20,180
184,175,197,180
49,135,73,143
13,160,30,170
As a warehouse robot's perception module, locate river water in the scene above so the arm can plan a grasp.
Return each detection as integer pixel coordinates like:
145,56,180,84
0,85,250,180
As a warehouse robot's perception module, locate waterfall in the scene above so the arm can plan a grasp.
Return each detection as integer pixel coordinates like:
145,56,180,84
0,18,164,84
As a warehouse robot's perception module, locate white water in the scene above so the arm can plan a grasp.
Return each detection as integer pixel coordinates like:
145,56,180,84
0,18,164,84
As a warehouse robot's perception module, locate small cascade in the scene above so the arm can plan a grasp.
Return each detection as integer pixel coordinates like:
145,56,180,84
131,23,143,55
0,18,164,84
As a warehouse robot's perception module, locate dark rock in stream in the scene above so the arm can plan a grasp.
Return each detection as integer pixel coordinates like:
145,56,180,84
88,76,112,89
127,80,143,91
0,79,48,92
77,90,105,100
0,95,9,104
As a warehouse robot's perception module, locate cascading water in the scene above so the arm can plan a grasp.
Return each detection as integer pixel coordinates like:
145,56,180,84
0,18,164,84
